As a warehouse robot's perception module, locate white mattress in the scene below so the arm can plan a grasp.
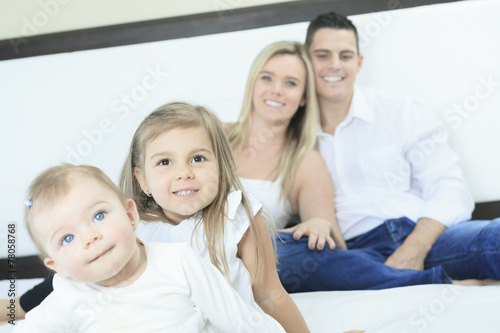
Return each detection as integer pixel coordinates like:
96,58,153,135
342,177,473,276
1,279,499,332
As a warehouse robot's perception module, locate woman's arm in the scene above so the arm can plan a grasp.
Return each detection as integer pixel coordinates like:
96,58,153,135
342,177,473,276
238,212,310,333
285,150,346,250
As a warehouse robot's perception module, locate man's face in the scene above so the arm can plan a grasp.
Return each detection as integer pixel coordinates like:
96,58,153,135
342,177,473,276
308,28,363,106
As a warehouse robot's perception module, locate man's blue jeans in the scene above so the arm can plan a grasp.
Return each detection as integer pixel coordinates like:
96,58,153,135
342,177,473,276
276,217,500,292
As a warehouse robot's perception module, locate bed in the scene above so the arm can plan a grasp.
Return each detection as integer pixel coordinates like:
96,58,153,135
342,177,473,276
1,278,499,332
1,0,500,332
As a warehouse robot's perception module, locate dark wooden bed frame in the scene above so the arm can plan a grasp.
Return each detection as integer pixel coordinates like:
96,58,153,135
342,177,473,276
1,0,461,60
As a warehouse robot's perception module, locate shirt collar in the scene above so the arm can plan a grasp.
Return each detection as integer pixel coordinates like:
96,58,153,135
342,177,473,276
347,86,374,124
317,86,374,137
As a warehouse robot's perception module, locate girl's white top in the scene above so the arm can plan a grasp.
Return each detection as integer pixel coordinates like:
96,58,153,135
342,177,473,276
135,190,262,304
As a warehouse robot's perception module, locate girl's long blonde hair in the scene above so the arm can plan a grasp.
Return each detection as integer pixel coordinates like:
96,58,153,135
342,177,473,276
119,102,264,279
225,41,320,202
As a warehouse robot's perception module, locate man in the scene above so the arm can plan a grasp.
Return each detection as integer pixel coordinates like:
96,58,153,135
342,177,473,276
276,12,500,291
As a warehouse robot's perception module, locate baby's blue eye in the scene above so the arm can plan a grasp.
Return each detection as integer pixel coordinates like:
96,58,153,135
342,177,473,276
62,235,74,246
94,211,106,222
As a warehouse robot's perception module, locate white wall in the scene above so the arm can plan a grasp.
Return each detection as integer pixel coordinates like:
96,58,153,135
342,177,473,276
1,0,499,258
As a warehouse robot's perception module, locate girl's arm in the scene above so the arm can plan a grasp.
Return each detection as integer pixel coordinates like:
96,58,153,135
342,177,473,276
238,212,310,333
284,150,346,250
182,245,285,332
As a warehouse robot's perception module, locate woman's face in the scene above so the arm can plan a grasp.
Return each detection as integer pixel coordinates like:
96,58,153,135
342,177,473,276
252,53,307,125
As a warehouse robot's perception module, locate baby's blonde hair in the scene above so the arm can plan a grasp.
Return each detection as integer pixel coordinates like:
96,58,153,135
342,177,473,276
24,164,128,258
119,102,266,279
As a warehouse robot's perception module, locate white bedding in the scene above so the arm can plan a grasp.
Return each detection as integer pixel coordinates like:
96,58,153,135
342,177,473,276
292,285,500,332
1,279,499,332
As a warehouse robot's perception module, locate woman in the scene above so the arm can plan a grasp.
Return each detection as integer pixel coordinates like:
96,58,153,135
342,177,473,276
225,41,346,252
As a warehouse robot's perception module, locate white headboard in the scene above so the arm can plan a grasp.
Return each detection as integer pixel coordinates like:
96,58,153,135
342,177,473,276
1,0,499,257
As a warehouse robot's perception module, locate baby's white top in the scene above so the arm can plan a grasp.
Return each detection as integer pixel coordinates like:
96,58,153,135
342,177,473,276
13,242,285,332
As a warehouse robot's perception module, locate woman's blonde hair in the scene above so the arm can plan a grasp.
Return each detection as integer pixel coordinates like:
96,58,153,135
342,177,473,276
225,41,319,201
24,164,128,258
119,102,264,279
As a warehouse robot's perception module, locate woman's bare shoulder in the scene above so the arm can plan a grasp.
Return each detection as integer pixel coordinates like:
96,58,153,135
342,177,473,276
294,149,331,188
297,149,325,169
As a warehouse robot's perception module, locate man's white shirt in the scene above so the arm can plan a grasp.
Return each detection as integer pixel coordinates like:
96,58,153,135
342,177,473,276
317,86,474,240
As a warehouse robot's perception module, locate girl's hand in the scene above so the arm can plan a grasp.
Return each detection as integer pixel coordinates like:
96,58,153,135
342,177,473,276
278,218,336,251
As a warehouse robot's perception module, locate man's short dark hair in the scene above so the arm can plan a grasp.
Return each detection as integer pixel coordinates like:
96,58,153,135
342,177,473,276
305,12,359,54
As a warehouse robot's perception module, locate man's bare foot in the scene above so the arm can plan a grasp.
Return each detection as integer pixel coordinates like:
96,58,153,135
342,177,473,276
452,279,500,286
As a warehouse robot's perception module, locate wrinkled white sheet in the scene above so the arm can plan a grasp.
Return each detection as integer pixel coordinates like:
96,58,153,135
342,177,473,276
1,279,499,333
291,284,500,333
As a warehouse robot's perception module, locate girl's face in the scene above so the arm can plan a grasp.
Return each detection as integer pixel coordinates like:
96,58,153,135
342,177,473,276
39,178,141,286
135,126,220,224
252,53,307,124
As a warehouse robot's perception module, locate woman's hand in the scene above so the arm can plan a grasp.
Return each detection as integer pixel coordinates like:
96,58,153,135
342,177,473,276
279,218,336,251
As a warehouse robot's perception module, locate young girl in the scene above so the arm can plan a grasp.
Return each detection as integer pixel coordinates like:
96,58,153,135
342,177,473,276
225,41,346,252
119,102,310,332
14,164,285,332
